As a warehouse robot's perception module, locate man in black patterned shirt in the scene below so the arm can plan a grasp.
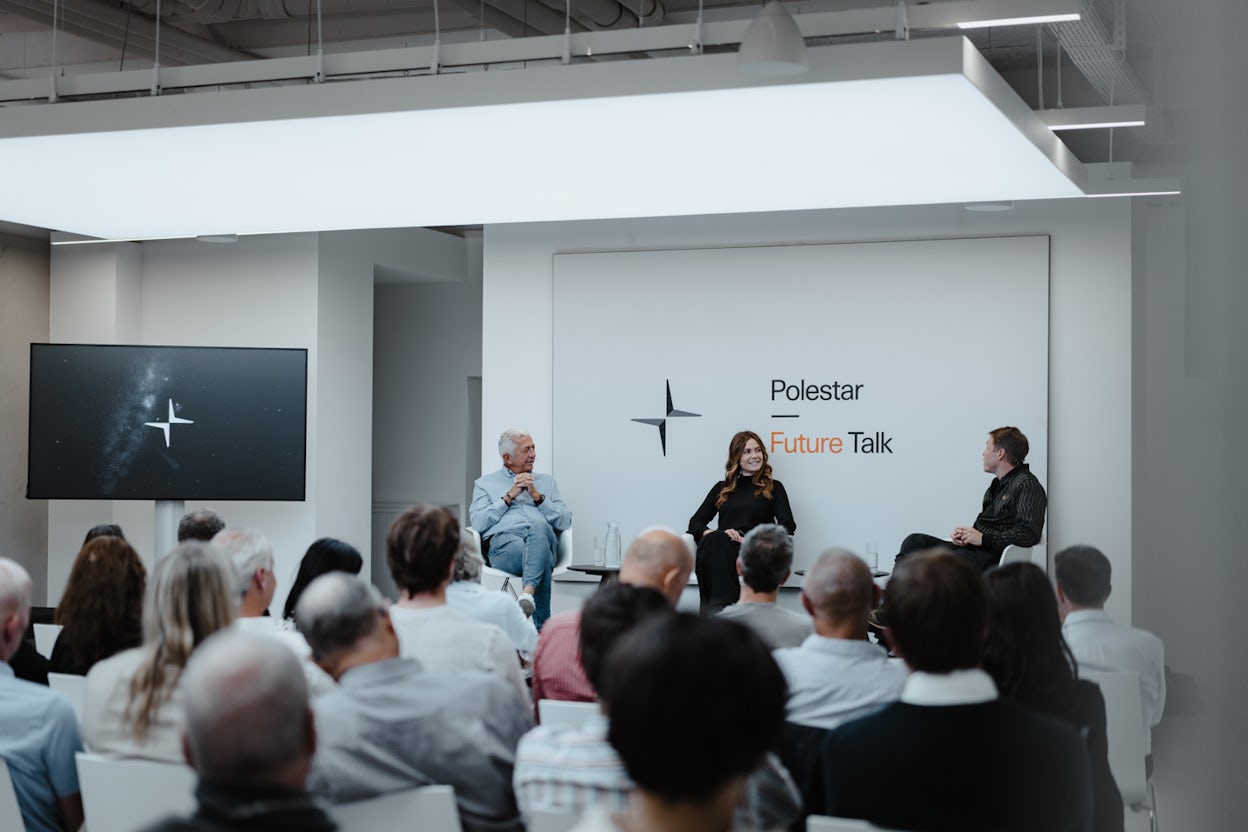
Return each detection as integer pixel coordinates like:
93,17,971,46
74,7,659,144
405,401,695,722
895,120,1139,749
895,426,1047,571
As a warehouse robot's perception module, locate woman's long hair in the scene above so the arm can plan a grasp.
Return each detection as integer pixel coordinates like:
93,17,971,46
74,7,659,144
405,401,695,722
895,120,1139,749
125,542,237,741
716,430,775,508
55,536,146,673
282,537,364,622
982,562,1078,714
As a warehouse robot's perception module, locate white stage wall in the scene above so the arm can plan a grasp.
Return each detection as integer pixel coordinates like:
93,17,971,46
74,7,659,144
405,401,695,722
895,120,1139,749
551,237,1049,569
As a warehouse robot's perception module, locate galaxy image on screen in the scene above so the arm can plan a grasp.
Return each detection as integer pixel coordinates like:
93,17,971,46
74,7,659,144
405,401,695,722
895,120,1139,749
28,344,307,501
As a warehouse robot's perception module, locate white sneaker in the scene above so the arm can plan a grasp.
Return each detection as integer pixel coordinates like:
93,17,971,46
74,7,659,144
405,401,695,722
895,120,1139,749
518,594,536,617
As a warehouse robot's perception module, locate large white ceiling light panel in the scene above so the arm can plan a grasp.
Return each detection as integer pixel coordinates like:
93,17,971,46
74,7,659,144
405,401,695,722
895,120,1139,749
0,37,1083,239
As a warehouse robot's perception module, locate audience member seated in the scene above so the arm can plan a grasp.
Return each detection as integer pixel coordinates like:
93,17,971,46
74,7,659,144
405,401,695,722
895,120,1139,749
569,613,790,832
984,562,1123,832
177,510,225,543
531,527,693,705
50,535,146,676
10,631,51,685
819,550,1093,832
716,524,812,649
298,573,532,832
772,549,904,730
385,503,530,706
1056,544,1166,771
212,528,321,670
83,523,126,544
139,631,334,832
515,584,674,820
84,542,237,762
280,537,363,626
447,532,539,662
0,558,85,832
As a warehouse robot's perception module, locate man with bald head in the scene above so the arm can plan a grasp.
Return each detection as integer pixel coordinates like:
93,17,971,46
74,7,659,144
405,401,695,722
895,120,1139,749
772,549,905,730
530,527,693,703
0,558,85,832
140,630,334,831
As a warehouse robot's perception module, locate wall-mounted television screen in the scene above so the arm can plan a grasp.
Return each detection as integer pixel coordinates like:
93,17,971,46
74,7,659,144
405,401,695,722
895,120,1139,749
27,343,308,501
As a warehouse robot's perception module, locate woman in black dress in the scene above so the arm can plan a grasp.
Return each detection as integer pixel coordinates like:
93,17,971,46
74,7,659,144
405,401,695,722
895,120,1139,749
984,562,1124,832
687,430,796,614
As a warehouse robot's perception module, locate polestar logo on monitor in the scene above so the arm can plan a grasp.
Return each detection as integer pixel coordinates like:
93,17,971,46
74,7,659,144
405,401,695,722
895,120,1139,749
631,380,701,456
145,398,194,447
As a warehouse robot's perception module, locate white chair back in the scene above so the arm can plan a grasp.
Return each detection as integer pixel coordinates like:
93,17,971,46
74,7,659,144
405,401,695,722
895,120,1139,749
807,815,907,831
76,752,198,832
470,526,575,595
47,673,87,725
999,543,1047,570
1081,670,1148,800
329,785,461,832
33,623,62,658
537,699,600,729
526,807,579,832
0,758,25,831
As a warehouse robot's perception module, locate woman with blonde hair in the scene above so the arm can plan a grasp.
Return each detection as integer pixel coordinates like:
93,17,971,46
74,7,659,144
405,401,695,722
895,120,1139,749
687,430,796,614
83,541,237,761
51,535,147,675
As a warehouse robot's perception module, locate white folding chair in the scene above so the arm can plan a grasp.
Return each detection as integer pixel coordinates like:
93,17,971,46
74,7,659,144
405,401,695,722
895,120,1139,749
1081,669,1158,832
47,673,87,726
33,623,63,658
526,806,579,832
0,759,25,831
329,785,461,832
806,815,911,831
76,752,198,832
537,698,600,729
468,527,574,598
998,543,1047,571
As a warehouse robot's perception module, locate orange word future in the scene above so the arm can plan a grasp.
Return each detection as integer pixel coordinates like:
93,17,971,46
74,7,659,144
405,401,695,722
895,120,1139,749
770,431,894,454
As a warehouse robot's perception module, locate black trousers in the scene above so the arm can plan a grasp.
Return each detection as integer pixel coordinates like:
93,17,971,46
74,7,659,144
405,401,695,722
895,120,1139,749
695,531,741,614
895,532,999,572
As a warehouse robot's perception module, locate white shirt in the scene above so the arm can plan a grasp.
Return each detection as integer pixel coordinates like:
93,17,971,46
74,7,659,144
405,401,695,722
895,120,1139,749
389,603,530,708
234,615,337,698
1063,608,1165,753
772,635,905,730
446,580,539,659
900,669,998,706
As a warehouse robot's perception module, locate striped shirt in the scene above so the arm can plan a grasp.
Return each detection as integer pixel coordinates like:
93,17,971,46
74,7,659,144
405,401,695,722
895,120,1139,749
513,714,801,830
974,464,1047,556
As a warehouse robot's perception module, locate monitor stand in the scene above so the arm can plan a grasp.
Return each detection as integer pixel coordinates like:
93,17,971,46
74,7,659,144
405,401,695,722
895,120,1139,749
155,500,185,559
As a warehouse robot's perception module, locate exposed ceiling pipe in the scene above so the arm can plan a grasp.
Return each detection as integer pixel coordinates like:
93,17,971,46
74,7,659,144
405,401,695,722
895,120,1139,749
613,0,660,27
0,0,251,63
479,0,587,36
532,0,635,30
443,0,546,39
1050,0,1166,143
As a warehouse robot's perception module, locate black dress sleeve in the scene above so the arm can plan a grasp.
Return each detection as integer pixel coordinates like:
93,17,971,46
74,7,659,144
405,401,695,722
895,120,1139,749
772,480,797,535
687,481,725,543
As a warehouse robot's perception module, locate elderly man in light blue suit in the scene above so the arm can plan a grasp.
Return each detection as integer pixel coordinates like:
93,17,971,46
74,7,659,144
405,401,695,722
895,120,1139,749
470,429,571,629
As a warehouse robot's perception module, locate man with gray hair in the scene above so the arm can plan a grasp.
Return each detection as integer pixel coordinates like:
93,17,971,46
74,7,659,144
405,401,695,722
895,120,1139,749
0,558,85,832
212,528,325,692
772,549,905,730
469,429,572,629
297,573,532,832
717,524,812,649
140,631,334,832
177,509,226,543
446,533,539,661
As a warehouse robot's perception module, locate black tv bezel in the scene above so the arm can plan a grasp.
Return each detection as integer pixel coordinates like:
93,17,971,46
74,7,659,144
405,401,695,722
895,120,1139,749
26,342,310,502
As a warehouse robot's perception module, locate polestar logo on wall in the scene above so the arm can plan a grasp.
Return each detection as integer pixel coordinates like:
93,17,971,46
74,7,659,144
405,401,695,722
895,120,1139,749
145,398,194,447
631,380,701,456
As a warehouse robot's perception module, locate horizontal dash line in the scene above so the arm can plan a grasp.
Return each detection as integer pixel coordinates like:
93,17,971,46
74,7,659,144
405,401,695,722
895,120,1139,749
772,414,800,419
